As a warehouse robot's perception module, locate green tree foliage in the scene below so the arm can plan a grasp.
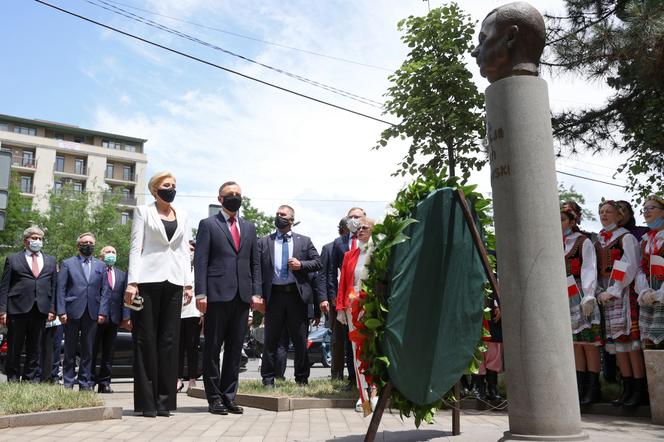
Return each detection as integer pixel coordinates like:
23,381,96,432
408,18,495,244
558,182,596,221
0,172,42,263
545,0,664,202
39,185,131,269
241,196,273,237
375,3,485,180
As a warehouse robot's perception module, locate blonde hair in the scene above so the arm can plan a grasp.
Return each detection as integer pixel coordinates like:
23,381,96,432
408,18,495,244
148,171,176,198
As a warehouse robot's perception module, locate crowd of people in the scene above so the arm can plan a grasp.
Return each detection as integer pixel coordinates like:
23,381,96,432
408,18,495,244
1,170,662,418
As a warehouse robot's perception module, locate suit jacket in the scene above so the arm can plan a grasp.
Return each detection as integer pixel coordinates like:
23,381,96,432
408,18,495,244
0,251,57,316
105,266,130,325
57,255,110,320
257,232,322,304
127,203,193,287
194,213,260,303
327,234,350,302
317,242,333,305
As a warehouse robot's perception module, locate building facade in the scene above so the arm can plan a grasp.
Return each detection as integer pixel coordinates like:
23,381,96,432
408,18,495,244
0,114,147,223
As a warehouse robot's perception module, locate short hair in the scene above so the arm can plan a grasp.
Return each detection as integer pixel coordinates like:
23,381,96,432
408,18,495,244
347,207,366,216
77,232,96,243
219,181,239,195
361,216,376,228
23,225,44,239
487,2,546,63
148,171,175,197
278,205,295,218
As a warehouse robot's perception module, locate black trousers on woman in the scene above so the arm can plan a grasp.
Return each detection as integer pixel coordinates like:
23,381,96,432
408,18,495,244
132,281,182,412
178,317,201,380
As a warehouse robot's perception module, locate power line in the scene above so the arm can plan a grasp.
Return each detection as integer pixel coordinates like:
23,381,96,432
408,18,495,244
35,0,396,126
93,0,393,72
86,0,384,109
555,170,626,188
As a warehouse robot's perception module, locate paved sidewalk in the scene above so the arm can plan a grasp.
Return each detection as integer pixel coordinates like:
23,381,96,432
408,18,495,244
0,382,661,441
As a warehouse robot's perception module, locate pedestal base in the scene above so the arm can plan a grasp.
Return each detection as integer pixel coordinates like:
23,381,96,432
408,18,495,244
500,431,589,441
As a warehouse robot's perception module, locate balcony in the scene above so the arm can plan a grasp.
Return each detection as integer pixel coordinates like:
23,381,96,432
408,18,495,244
19,184,34,195
105,171,136,184
54,165,88,178
103,192,137,207
11,155,37,171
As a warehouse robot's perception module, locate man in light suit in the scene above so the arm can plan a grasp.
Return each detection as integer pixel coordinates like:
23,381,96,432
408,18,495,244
195,181,261,415
57,232,110,390
92,245,130,393
328,208,365,386
257,205,321,386
0,226,57,382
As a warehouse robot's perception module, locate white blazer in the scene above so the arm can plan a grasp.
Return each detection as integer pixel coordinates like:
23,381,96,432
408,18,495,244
127,202,193,288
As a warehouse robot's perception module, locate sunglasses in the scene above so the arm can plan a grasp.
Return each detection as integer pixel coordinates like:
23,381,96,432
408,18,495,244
358,226,371,231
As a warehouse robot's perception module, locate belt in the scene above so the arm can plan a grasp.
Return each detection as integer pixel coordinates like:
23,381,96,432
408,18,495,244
272,283,298,294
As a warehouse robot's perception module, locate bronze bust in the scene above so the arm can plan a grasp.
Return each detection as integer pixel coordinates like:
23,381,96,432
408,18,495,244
471,2,546,83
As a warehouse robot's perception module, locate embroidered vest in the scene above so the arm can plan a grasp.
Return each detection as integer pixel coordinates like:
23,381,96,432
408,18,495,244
565,235,585,277
595,233,626,277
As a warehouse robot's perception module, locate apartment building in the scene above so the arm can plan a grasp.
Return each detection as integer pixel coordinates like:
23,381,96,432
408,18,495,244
0,113,147,223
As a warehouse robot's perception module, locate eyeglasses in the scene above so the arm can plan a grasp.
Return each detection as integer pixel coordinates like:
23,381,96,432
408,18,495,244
641,206,663,214
358,226,371,231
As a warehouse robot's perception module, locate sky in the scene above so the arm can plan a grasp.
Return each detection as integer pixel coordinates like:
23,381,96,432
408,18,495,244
1,0,637,249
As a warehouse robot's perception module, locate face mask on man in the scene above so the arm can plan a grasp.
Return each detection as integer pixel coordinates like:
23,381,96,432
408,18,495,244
103,253,117,266
222,195,242,212
28,239,43,252
274,216,291,230
157,188,176,203
79,244,95,257
347,218,361,233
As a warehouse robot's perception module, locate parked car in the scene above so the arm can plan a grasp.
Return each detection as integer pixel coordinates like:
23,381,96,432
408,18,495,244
249,323,332,367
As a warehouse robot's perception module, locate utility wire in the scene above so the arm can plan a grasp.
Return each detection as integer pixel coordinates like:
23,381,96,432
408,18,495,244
34,0,396,126
92,0,392,72
555,170,626,188
86,0,384,109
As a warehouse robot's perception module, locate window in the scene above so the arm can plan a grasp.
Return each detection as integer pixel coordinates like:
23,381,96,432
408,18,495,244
72,182,83,193
74,136,83,143
120,212,130,225
54,133,64,140
125,143,136,152
74,158,85,175
13,126,36,136
106,164,114,179
0,123,8,132
54,180,63,194
122,165,132,181
20,176,32,193
55,156,65,172
121,188,131,198
21,151,34,167
102,139,121,149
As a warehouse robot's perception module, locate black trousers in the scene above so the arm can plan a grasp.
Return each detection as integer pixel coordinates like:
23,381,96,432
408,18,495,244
132,281,182,412
261,284,310,384
203,295,249,404
39,325,56,383
274,327,289,380
178,317,201,380
6,304,46,382
92,322,119,387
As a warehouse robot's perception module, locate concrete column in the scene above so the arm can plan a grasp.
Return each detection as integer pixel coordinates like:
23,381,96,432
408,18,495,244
485,76,586,440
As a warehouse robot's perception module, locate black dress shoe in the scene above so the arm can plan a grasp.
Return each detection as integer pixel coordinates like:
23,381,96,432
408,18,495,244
157,410,171,417
142,410,157,418
98,385,114,394
79,386,93,392
224,400,243,414
208,400,228,415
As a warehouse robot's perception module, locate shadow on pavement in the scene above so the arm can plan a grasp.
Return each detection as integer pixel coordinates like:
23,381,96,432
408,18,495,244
324,429,451,442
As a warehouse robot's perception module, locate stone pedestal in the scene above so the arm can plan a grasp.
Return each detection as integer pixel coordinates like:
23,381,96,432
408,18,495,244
644,350,664,425
486,76,586,441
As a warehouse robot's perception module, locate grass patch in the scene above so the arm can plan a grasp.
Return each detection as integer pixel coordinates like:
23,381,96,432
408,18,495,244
239,378,357,399
0,383,104,416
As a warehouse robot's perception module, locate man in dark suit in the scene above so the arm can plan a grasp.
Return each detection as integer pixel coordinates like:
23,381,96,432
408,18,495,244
92,245,130,393
195,181,261,415
328,208,364,385
257,205,321,386
318,217,349,381
57,232,110,390
0,226,57,382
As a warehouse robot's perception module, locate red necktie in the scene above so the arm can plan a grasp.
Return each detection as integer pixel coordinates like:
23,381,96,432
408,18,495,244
107,267,114,289
229,217,241,250
351,234,358,251
31,253,40,278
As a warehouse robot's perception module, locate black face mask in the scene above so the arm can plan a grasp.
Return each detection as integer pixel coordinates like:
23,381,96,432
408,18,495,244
222,195,242,212
79,244,94,257
157,188,176,203
274,216,291,230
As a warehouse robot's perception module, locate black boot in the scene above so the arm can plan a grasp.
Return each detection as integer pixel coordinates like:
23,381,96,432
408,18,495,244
486,370,502,402
576,371,587,401
623,377,646,408
612,376,633,407
472,375,486,400
580,371,601,406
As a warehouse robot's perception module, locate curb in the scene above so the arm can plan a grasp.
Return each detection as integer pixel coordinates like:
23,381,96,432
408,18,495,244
457,398,650,418
187,387,355,411
0,406,122,428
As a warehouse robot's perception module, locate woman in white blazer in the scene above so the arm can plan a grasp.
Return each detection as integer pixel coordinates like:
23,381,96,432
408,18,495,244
125,171,193,417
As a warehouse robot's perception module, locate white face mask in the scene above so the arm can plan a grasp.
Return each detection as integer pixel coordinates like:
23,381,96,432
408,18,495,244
28,239,43,252
347,218,361,233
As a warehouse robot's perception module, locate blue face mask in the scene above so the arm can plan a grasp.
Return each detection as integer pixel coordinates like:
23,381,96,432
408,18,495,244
103,254,117,266
647,217,664,230
603,223,617,232
563,228,572,236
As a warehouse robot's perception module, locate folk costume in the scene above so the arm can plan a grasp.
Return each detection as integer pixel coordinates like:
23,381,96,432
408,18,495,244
635,229,664,348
